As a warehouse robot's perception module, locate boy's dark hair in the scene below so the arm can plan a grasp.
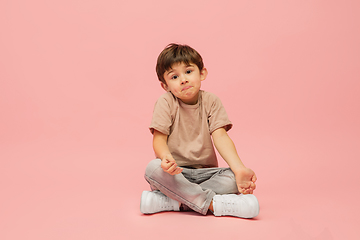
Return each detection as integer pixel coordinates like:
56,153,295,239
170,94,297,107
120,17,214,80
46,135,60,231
156,43,204,84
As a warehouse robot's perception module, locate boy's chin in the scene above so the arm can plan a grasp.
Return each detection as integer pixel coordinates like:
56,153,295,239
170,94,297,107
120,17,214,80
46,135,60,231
179,96,199,105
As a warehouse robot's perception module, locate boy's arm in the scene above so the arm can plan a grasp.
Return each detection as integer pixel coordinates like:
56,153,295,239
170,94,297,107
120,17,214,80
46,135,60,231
153,130,183,175
211,127,257,194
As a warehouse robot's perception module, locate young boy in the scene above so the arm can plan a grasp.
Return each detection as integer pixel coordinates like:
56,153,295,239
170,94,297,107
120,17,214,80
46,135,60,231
140,43,259,218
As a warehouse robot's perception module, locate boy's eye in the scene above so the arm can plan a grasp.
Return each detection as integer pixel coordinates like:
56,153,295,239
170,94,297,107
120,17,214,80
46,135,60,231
171,75,178,80
186,70,192,74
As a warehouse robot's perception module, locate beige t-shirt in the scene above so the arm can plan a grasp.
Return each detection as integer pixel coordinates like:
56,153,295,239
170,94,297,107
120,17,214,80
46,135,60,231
150,90,232,168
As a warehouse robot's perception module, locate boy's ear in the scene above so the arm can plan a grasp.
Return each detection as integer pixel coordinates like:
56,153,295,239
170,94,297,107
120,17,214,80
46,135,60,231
161,82,169,91
200,67,208,81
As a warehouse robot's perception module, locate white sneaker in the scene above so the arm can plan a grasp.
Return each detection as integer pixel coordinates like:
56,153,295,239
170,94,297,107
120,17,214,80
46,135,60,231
212,194,259,218
140,191,180,214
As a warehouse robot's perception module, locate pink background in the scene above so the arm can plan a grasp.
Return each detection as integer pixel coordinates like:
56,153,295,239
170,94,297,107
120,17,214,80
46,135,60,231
1,0,359,239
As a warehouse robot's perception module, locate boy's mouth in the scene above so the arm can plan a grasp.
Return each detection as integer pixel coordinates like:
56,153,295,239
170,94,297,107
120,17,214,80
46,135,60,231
182,86,192,91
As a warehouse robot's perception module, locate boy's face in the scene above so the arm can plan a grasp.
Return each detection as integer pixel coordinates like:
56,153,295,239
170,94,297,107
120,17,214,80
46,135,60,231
161,62,207,105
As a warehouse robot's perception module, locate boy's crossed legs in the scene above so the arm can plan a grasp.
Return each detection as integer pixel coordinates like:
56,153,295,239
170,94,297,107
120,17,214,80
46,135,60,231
141,159,259,218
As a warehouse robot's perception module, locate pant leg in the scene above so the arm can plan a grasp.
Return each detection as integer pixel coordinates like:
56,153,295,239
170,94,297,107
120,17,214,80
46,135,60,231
144,159,215,215
198,168,239,194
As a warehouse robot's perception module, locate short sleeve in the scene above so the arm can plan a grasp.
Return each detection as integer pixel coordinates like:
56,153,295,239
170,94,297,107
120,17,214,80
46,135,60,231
205,93,233,134
149,93,175,135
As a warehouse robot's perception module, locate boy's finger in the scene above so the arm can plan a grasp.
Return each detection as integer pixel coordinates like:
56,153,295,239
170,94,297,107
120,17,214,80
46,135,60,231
169,158,176,163
162,155,175,163
244,189,252,194
161,160,174,171
166,161,175,167
252,174,257,182
174,167,183,175
164,156,176,163
167,163,178,174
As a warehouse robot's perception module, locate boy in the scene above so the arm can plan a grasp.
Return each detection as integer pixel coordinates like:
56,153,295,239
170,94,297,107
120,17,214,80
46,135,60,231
140,43,259,218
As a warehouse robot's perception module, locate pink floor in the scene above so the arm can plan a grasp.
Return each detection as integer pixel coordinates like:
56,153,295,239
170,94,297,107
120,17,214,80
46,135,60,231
1,132,359,239
1,0,360,239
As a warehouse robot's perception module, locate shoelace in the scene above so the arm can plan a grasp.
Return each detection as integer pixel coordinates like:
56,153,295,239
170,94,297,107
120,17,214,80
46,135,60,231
220,197,243,213
158,195,173,210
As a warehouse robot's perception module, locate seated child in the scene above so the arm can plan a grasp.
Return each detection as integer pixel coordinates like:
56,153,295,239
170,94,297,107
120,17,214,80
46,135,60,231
140,43,259,218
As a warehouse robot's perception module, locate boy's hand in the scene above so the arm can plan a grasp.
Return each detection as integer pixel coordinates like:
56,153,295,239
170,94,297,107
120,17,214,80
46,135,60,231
161,154,183,175
234,167,257,194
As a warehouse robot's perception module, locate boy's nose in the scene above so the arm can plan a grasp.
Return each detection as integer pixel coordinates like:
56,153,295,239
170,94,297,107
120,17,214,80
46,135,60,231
180,75,188,84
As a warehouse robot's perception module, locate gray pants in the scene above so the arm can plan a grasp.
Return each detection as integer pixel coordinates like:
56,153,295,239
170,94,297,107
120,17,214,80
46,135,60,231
144,159,239,215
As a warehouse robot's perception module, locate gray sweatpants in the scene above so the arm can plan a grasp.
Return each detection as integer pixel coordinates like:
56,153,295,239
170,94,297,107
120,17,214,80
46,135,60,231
144,159,239,215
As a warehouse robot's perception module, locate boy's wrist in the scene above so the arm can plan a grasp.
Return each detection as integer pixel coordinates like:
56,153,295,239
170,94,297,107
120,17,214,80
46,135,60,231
160,152,171,159
229,162,247,174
